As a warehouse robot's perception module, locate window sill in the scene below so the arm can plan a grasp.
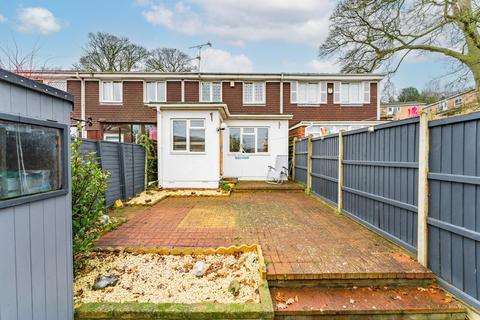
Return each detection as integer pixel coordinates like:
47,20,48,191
144,100,167,104
243,103,266,107
170,151,207,155
340,104,364,107
227,153,270,156
100,101,123,105
297,104,321,107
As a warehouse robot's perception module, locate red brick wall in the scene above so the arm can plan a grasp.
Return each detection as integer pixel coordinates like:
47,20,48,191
184,81,199,102
289,126,305,139
222,81,281,114
284,82,378,126
67,80,81,118
81,80,156,130
167,81,181,102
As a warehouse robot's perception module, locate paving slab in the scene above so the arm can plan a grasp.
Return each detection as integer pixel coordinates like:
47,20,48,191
97,192,432,281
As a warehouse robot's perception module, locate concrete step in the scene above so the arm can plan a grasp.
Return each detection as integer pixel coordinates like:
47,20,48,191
232,181,304,192
271,286,466,320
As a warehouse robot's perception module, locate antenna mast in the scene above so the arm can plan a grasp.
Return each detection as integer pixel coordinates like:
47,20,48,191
189,42,212,73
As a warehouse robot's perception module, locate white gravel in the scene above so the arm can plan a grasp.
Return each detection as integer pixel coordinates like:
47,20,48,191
74,251,260,304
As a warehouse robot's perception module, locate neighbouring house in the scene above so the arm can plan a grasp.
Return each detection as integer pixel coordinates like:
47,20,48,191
423,89,478,114
27,71,383,188
380,101,427,120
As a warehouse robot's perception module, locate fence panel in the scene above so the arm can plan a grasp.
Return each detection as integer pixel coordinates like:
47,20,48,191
79,140,146,206
342,119,419,252
428,113,480,309
311,135,339,205
294,139,308,185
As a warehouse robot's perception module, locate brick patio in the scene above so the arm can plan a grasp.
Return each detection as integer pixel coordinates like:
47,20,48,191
98,192,431,280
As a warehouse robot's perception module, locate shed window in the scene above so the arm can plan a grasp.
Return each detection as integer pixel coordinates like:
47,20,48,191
0,119,63,200
172,119,205,153
229,127,269,153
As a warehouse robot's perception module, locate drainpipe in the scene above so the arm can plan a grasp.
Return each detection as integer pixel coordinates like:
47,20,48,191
75,72,87,138
280,72,284,114
156,106,163,187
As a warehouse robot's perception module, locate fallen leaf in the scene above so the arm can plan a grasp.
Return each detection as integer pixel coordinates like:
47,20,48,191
350,299,355,304
286,298,295,305
277,303,288,309
275,292,286,303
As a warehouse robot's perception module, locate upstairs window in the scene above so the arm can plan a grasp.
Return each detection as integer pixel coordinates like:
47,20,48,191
334,82,370,105
200,82,222,102
229,127,269,154
454,97,462,107
100,81,122,103
438,100,448,111
144,81,166,102
44,80,67,92
172,119,205,153
291,81,327,104
243,82,265,105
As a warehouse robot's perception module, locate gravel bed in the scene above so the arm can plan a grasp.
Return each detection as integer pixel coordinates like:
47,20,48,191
74,251,260,304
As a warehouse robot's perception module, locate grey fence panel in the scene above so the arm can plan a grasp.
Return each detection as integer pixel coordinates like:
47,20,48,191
294,138,308,185
311,135,339,205
79,140,146,206
342,119,419,252
428,113,480,309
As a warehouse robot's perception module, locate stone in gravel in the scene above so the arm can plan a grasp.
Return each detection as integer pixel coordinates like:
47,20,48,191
228,279,240,296
193,261,206,277
93,275,118,290
98,215,110,225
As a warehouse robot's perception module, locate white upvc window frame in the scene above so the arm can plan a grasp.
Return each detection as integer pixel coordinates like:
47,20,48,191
144,81,167,103
103,133,124,142
335,81,370,105
100,80,123,103
44,79,68,92
438,100,448,111
228,127,269,154
290,81,327,105
200,81,222,102
243,81,266,105
171,119,206,154
454,97,462,107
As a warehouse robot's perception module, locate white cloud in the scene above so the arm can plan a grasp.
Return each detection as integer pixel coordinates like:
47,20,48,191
306,58,341,73
199,48,253,72
17,7,61,35
140,0,335,45
0,14,6,23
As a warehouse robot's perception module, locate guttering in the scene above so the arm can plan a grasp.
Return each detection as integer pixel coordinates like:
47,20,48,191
147,103,293,121
75,72,87,138
27,71,385,81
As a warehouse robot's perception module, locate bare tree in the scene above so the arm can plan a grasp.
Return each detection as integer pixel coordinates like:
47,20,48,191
75,32,148,72
0,37,45,74
320,0,480,101
145,48,193,72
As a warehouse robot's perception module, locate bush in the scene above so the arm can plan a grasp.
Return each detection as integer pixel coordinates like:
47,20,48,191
71,136,109,272
136,134,158,184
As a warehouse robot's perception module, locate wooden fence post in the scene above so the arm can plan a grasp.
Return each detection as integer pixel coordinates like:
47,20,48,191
337,130,344,212
292,137,297,181
306,134,313,194
417,112,430,267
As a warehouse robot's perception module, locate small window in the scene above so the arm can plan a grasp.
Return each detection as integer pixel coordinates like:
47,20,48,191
144,81,166,102
454,97,462,107
340,82,366,105
172,119,205,153
44,80,67,92
291,81,327,105
243,82,265,104
200,82,222,102
229,127,269,154
101,81,122,103
438,100,448,111
0,118,63,201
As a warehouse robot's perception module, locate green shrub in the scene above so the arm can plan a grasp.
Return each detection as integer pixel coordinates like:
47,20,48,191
137,134,158,184
71,136,109,272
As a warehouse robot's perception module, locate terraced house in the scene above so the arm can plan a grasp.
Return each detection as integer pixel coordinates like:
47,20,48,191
29,71,383,188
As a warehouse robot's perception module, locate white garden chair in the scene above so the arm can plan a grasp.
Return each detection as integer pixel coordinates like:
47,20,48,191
266,155,289,184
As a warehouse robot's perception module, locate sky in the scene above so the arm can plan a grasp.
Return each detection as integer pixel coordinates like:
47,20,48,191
0,0,468,94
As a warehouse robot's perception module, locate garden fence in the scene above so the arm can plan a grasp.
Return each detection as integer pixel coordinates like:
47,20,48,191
79,140,146,206
293,112,480,310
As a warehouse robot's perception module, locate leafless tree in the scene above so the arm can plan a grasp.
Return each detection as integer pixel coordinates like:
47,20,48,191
75,32,149,72
0,37,46,73
320,0,480,101
145,48,193,72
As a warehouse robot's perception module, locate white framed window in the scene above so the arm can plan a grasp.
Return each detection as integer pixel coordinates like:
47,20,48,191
44,80,67,91
172,119,205,153
103,133,124,142
387,106,400,115
291,81,327,105
336,82,370,105
229,127,269,154
454,97,462,107
100,81,122,103
243,82,265,105
200,82,222,102
144,81,166,102
438,100,448,111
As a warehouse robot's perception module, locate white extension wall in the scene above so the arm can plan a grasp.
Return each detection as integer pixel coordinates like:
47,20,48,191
222,119,289,180
158,109,221,188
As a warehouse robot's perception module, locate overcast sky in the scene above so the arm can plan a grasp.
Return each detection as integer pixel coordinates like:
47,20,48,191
0,0,465,92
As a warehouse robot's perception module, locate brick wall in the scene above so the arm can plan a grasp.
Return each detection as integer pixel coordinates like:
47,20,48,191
167,81,181,102
222,81,281,114
184,81,199,102
289,126,305,139
67,80,81,118
284,82,378,126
